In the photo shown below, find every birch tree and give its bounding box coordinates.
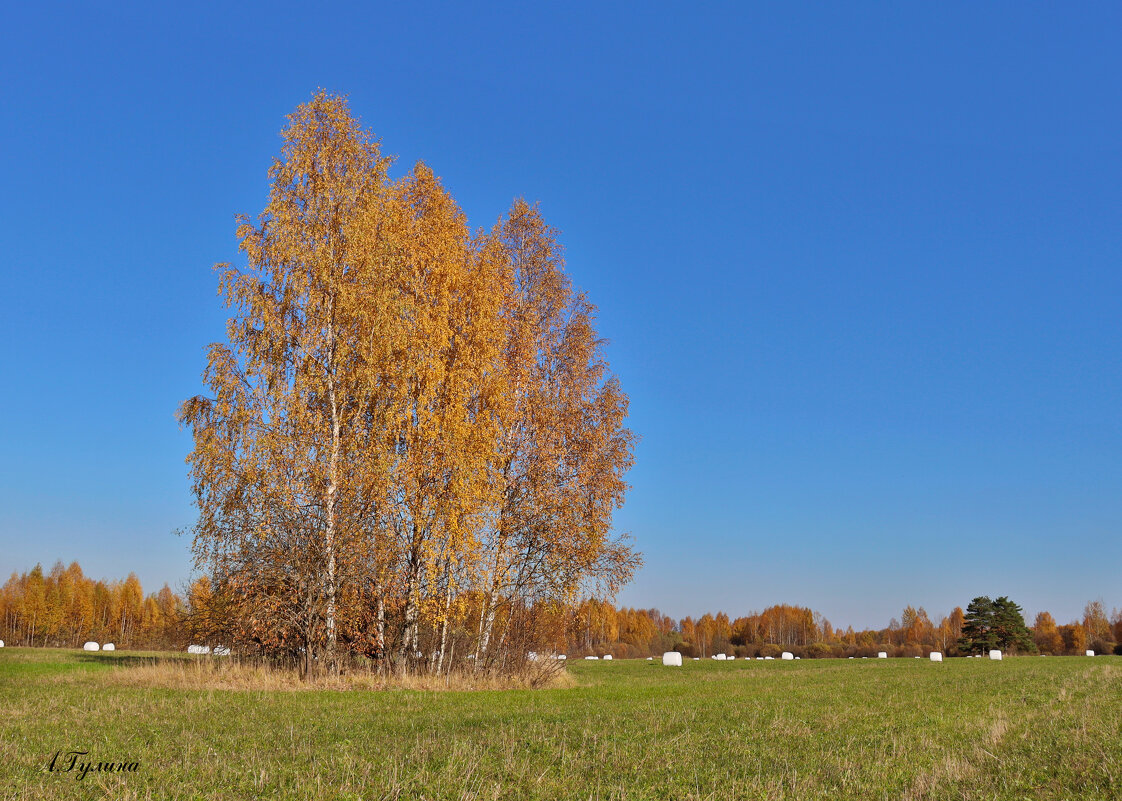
[179,92,391,675]
[475,200,640,663]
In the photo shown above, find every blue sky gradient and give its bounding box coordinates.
[2,3,1119,629]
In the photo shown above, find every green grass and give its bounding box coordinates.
[1,648,1119,800]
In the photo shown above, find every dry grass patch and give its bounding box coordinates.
[101,656,574,692]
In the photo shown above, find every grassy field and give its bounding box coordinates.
[1,648,1119,800]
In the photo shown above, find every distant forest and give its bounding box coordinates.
[2,561,1118,658]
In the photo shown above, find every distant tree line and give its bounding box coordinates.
[3,563,1118,659]
[569,596,1121,659]
[0,562,182,648]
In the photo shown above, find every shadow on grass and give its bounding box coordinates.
[76,652,192,668]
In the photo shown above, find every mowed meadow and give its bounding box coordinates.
[1,649,1118,800]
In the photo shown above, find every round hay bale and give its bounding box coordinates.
[662,651,683,667]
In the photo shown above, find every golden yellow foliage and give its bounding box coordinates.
[178,92,638,677]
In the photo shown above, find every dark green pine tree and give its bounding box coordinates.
[991,596,1037,654]
[958,595,1038,655]
[958,596,998,654]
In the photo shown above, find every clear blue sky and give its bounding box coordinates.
[2,3,1119,630]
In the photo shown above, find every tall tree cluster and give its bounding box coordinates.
[177,92,638,676]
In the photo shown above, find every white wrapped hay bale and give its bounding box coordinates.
[693,657,700,660]
[715,653,726,661]
[989,650,1002,660]
[102,643,115,651]
[1086,650,1095,657]
[603,654,612,660]
[930,652,943,662]
[764,656,774,660]
[213,645,231,656]
[781,652,794,660]
[584,655,599,660]
[82,642,99,651]
[187,645,211,655]
[647,656,653,660]
[0,640,4,648]
[662,651,683,667]
[557,654,567,660]
[877,652,887,658]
